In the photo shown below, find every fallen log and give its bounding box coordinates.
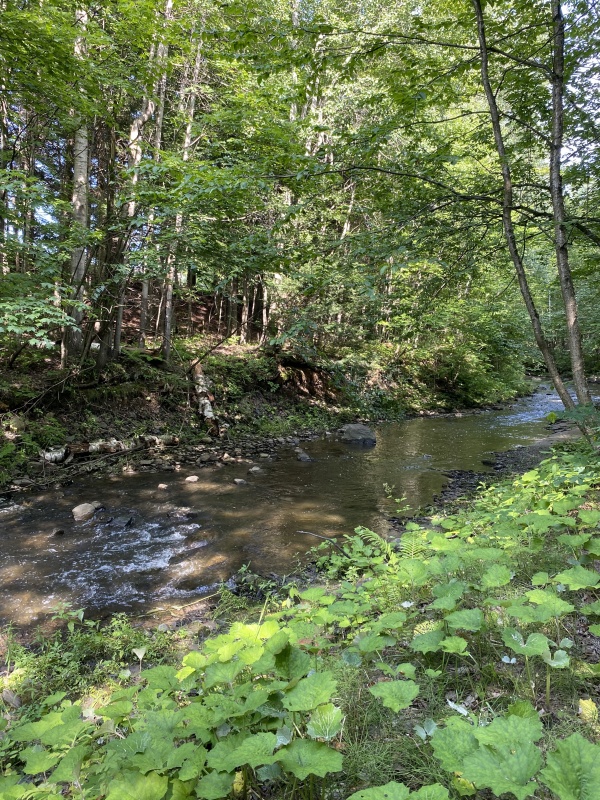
[41,434,179,464]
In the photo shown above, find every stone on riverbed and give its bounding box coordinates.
[296,450,313,462]
[339,423,376,445]
[185,475,200,483]
[72,501,102,522]
[234,478,248,485]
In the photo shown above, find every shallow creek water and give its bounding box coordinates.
[0,389,570,624]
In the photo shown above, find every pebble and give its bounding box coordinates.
[157,483,168,490]
[234,478,248,485]
[185,475,200,483]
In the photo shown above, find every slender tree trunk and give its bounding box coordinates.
[162,37,202,362]
[549,0,590,404]
[472,0,574,410]
[63,9,89,365]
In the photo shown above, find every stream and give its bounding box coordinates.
[0,387,571,624]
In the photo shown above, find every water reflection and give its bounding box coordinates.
[0,389,567,623]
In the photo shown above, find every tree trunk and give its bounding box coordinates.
[63,9,89,364]
[162,37,202,362]
[549,0,590,405]
[472,0,574,410]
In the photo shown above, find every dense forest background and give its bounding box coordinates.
[1,0,600,423]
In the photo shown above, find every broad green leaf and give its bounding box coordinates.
[542,649,570,668]
[579,509,600,525]
[51,744,89,783]
[524,589,575,617]
[346,782,411,800]
[440,636,469,654]
[282,672,337,711]
[554,566,600,590]
[21,745,61,775]
[410,630,444,653]
[540,733,600,800]
[196,771,234,800]
[431,718,478,772]
[105,770,168,800]
[203,659,245,688]
[586,539,600,556]
[445,608,484,632]
[474,712,543,748]
[372,611,407,630]
[274,645,311,680]
[359,633,396,652]
[218,732,277,772]
[502,628,550,657]
[277,739,342,779]
[97,700,134,720]
[558,533,591,548]
[412,786,451,800]
[531,572,549,586]
[307,703,343,740]
[430,581,466,610]
[480,564,512,589]
[462,742,541,800]
[581,600,600,615]
[369,680,419,712]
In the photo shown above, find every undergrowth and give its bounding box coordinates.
[3,444,600,799]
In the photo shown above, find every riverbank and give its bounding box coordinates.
[3,441,600,799]
[0,340,532,492]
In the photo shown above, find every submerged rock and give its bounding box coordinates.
[234,478,248,485]
[296,450,313,462]
[339,423,377,445]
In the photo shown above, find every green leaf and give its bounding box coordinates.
[524,589,575,617]
[554,566,600,590]
[307,704,343,740]
[542,649,570,668]
[369,680,419,712]
[196,771,234,800]
[410,630,444,653]
[445,608,484,632]
[274,644,311,680]
[218,732,277,772]
[480,564,512,589]
[346,782,411,800]
[540,733,600,800]
[579,509,600,525]
[97,700,134,720]
[531,572,549,586]
[277,739,343,779]
[51,744,89,783]
[203,659,245,688]
[461,742,541,800]
[282,671,336,711]
[21,745,61,775]
[359,633,396,652]
[105,770,168,800]
[440,636,469,654]
[431,718,478,772]
[370,611,407,632]
[582,600,600,615]
[502,628,550,657]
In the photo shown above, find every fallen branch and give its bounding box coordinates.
[41,434,179,464]
[297,530,350,558]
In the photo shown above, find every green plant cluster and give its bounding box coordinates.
[3,445,600,799]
